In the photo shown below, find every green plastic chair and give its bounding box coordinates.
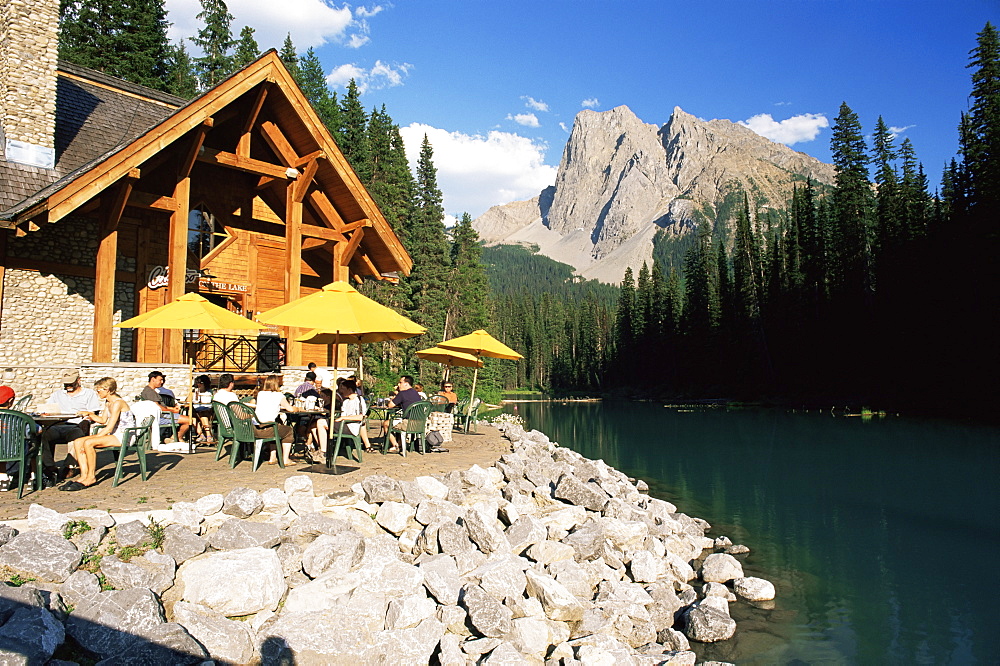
[212,401,237,461]
[226,401,284,471]
[384,401,433,455]
[327,416,365,470]
[157,393,181,443]
[456,398,481,433]
[429,395,450,412]
[0,409,42,498]
[109,415,154,487]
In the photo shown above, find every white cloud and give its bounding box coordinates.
[559,122,570,133]
[165,0,373,53]
[522,96,549,112]
[581,98,600,108]
[889,124,915,138]
[738,112,829,145]
[774,101,792,106]
[326,60,412,93]
[399,124,558,218]
[507,113,540,128]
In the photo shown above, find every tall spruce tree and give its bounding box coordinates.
[191,0,234,89]
[367,108,414,240]
[165,41,198,98]
[278,34,300,81]
[448,212,490,336]
[339,80,372,182]
[964,22,1000,217]
[614,267,636,371]
[231,25,260,70]
[59,0,172,91]
[829,102,875,300]
[406,136,451,356]
[297,48,339,131]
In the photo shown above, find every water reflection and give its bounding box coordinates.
[503,401,1000,663]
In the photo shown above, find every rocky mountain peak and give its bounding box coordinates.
[474,105,835,284]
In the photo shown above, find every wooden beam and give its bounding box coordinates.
[238,84,269,156]
[258,120,298,166]
[356,252,381,279]
[292,157,319,204]
[2,256,135,282]
[307,190,346,229]
[127,191,177,211]
[302,238,334,252]
[255,175,281,191]
[166,176,190,364]
[92,173,136,362]
[197,147,291,179]
[178,119,213,179]
[285,179,303,366]
[292,150,325,168]
[300,225,347,243]
[339,219,370,234]
[340,228,365,266]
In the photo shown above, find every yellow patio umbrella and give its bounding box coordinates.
[416,346,484,369]
[117,292,266,331]
[116,292,266,412]
[438,329,523,413]
[258,281,425,379]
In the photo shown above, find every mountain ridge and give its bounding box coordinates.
[474,105,836,283]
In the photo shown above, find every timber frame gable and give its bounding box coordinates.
[1,50,411,282]
[1,51,413,367]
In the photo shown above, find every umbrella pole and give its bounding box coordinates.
[468,366,479,433]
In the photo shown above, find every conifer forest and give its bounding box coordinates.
[57,3,1000,414]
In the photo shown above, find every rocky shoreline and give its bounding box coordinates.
[0,422,774,664]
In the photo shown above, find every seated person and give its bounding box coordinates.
[0,385,36,492]
[306,381,369,462]
[141,371,191,443]
[246,374,296,466]
[437,381,458,412]
[191,374,215,444]
[308,362,334,389]
[382,375,421,453]
[294,372,322,401]
[61,377,134,491]
[414,383,428,400]
[213,373,239,405]
[40,371,102,483]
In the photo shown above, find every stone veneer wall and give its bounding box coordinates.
[1,215,138,370]
[0,0,59,150]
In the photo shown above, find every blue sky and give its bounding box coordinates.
[165,0,999,221]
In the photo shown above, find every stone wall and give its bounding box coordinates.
[0,268,135,368]
[0,0,59,153]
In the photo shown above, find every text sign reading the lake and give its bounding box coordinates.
[147,266,248,293]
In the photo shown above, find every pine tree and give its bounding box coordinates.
[829,102,875,300]
[297,48,339,132]
[59,0,172,91]
[614,267,636,372]
[872,116,902,251]
[406,136,451,360]
[191,0,234,90]
[339,80,372,183]
[279,34,299,82]
[634,262,652,342]
[897,138,929,241]
[964,22,1000,217]
[232,25,260,70]
[449,212,491,335]
[367,107,414,241]
[165,41,199,98]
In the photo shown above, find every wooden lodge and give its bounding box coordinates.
[0,5,411,399]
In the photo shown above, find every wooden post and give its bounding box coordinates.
[331,241,349,368]
[166,176,190,364]
[284,180,303,367]
[92,173,136,362]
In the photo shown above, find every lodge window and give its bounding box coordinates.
[187,205,228,262]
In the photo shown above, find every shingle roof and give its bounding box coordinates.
[0,62,184,214]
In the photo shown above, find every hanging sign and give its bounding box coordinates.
[147,266,208,290]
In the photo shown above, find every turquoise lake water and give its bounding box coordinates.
[499,400,1000,664]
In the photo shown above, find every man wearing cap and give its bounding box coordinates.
[41,371,102,483]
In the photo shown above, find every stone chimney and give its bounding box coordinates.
[0,0,59,168]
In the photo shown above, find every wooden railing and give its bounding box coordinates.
[187,334,285,372]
